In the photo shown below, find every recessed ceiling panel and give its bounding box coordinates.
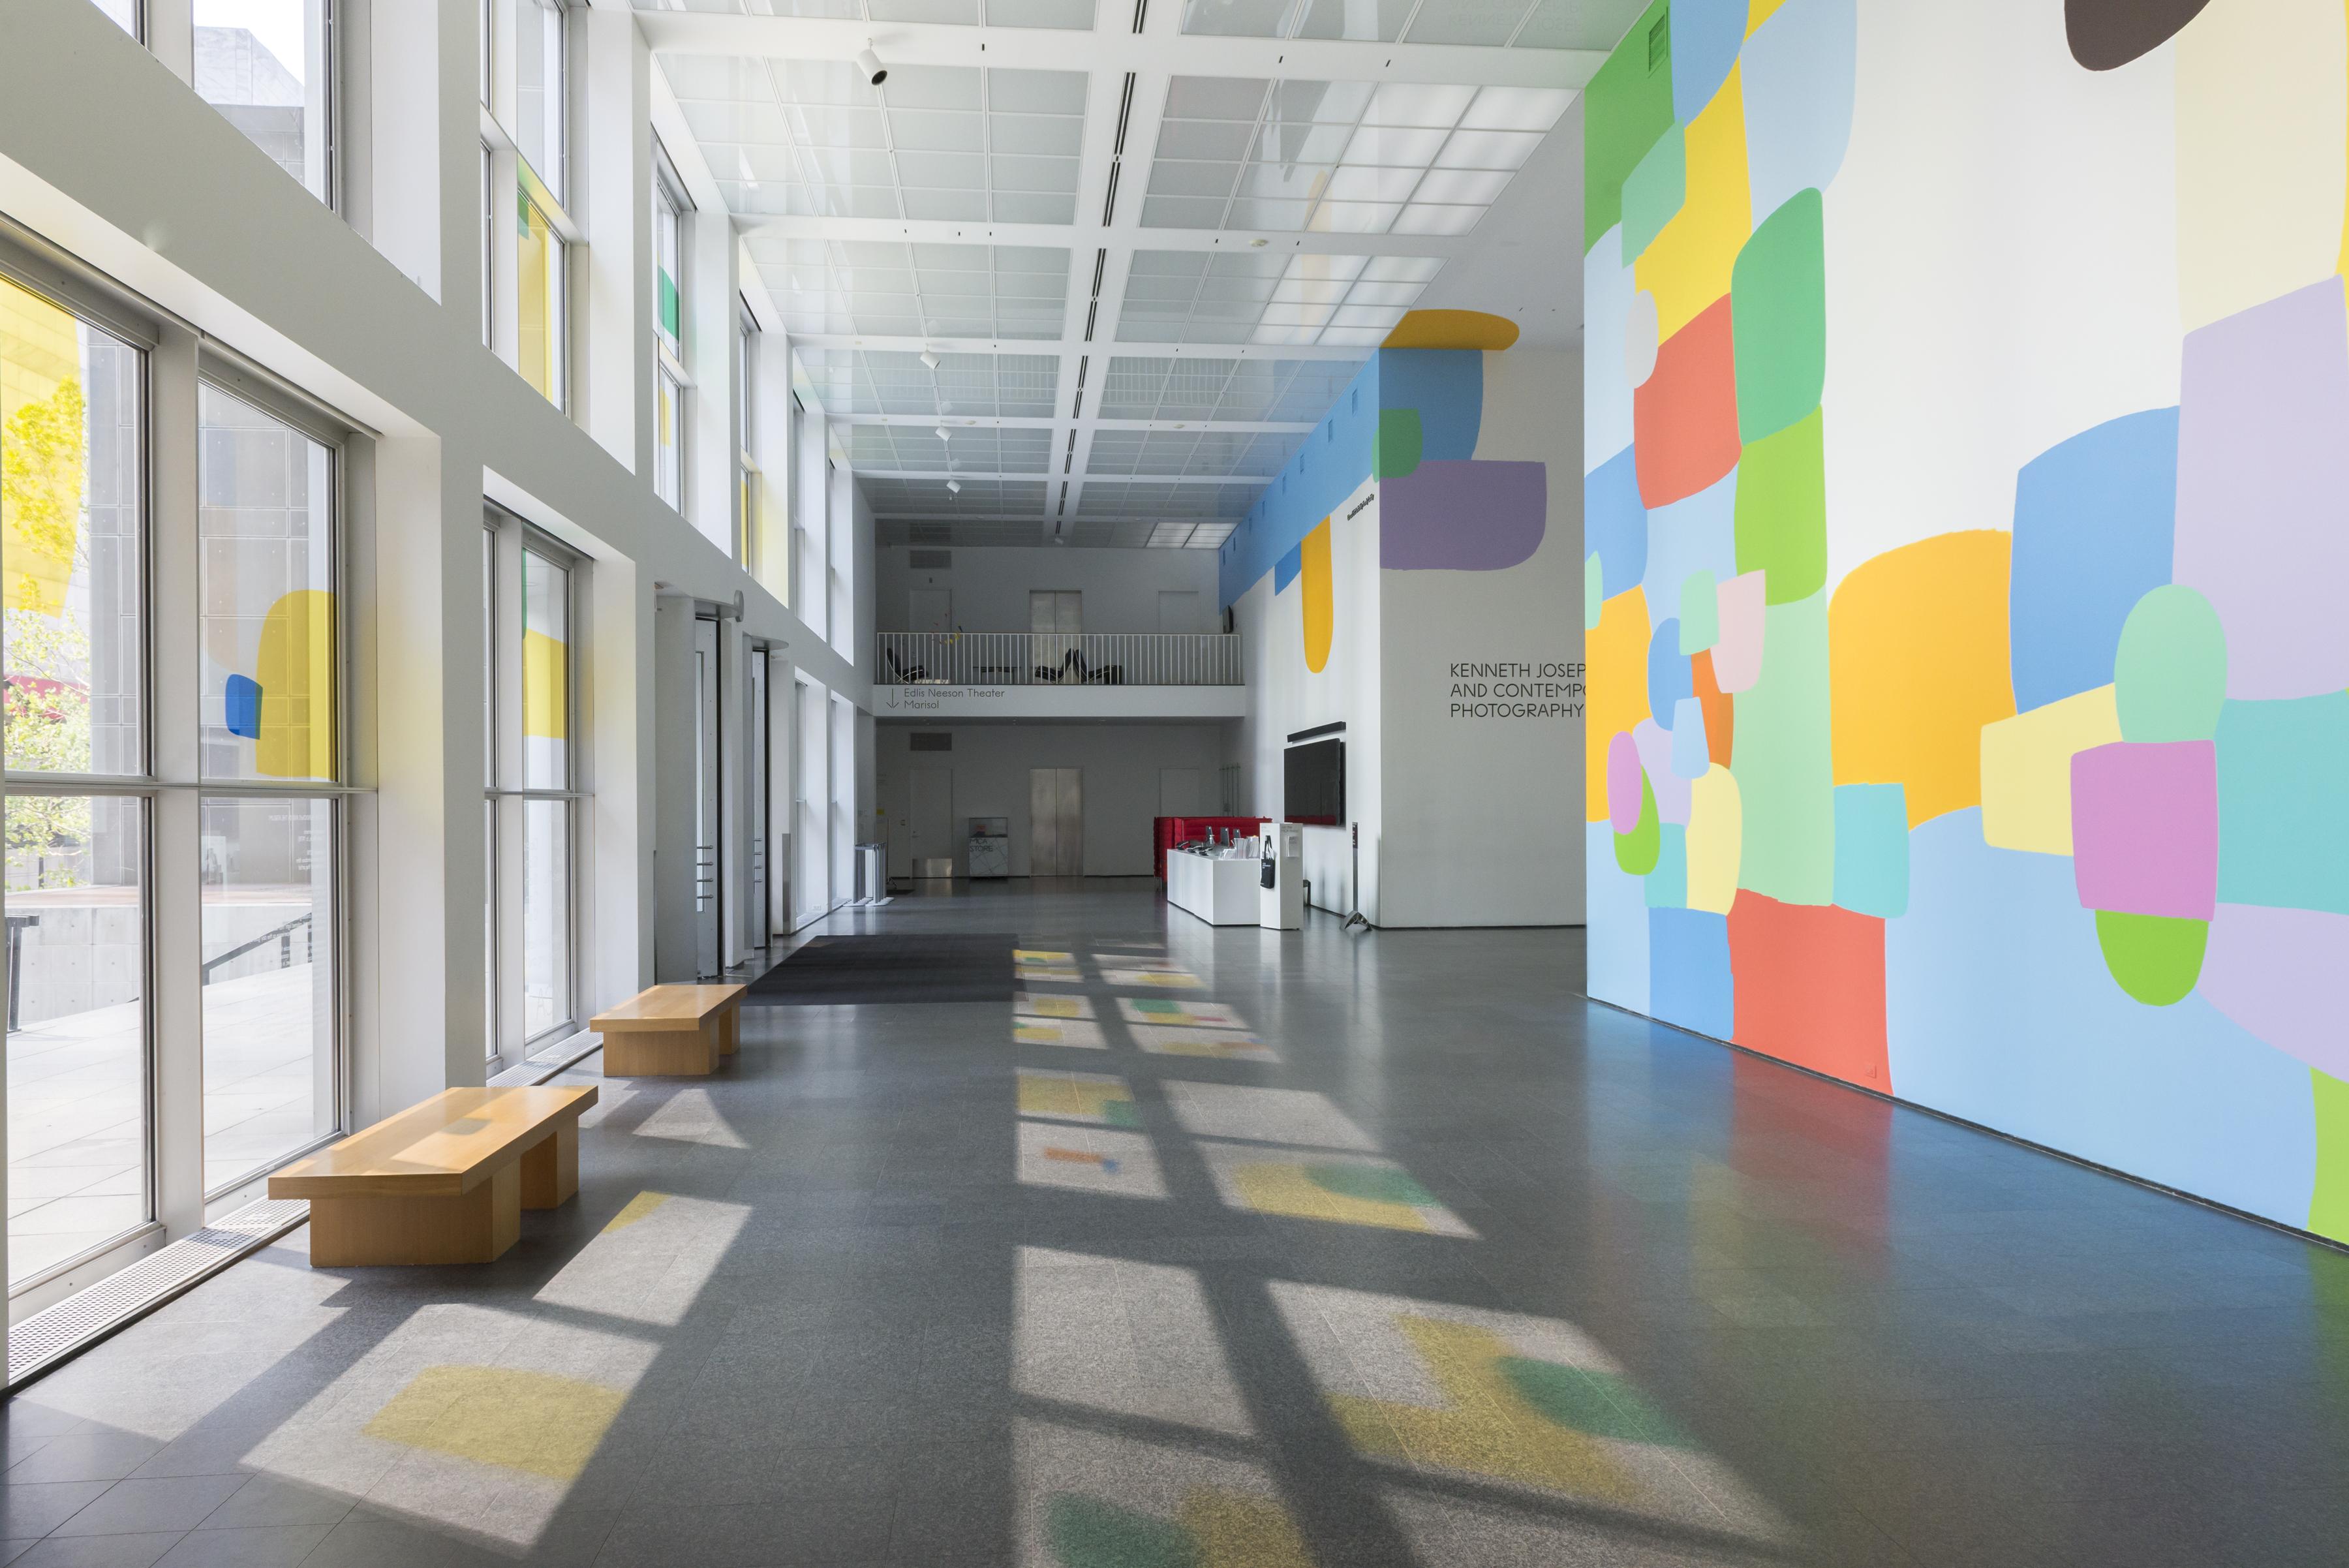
[1116,253,1442,346]
[810,348,1063,418]
[745,238,1071,339]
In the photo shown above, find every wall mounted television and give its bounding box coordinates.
[1283,737,1345,826]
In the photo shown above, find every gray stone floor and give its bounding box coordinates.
[7,879,2349,1566]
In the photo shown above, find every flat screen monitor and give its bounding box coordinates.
[1283,737,1344,826]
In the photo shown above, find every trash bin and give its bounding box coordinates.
[855,842,885,900]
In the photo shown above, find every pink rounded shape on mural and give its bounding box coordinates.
[2070,740,2218,921]
[1608,731,1645,833]
[1710,570,1769,693]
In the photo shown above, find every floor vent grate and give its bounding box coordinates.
[8,1197,309,1389]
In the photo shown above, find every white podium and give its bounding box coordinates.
[1167,848,1261,925]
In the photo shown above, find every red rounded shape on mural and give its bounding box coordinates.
[1633,295,1740,509]
[1727,891,1890,1091]
[1607,731,1646,834]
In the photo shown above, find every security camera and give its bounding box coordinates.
[856,45,887,87]
[919,348,941,371]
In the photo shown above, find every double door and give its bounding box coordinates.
[1029,767,1082,878]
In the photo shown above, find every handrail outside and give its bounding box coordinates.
[875,632,1242,688]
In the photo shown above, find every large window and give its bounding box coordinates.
[4,258,353,1296]
[194,1,334,204]
[652,144,689,510]
[195,384,340,1193]
[487,0,573,409]
[4,277,150,1285]
[484,506,583,1062]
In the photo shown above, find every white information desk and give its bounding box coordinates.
[1166,848,1262,925]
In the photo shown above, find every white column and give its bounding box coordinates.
[576,2,651,472]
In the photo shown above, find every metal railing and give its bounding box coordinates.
[876,632,1242,688]
[200,914,313,987]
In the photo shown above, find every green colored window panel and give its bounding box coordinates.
[1734,408,1827,605]
[1583,0,1675,253]
[1731,188,1826,443]
[658,271,680,342]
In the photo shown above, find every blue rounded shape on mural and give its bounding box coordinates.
[1670,0,1749,122]
[1649,908,1733,1039]
[1648,621,1693,725]
[1740,0,1859,224]
[2009,407,2180,711]
[224,673,264,741]
[1586,447,1649,598]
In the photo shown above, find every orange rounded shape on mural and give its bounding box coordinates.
[1727,891,1890,1092]
[1301,519,1334,673]
[1828,530,2018,825]
[1381,310,1522,351]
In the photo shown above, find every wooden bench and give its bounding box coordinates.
[268,1085,597,1267]
[589,983,748,1077]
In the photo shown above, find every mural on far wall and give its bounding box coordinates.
[1585,0,2349,1238]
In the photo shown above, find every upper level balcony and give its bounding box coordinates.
[874,632,1246,721]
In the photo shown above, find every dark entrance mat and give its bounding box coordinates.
[745,932,1017,1005]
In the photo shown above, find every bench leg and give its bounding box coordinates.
[602,1026,718,1077]
[718,1006,739,1058]
[305,1164,521,1266]
[519,1119,578,1209]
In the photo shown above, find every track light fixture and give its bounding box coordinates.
[856,43,887,87]
[934,425,950,441]
[919,348,941,371]
[947,479,962,494]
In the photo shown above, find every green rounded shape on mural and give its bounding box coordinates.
[2094,909,2209,1006]
[1302,1163,1434,1208]
[1496,1358,1692,1448]
[1374,408,1424,480]
[2113,585,2226,743]
[1045,1494,1199,1568]
[1615,773,1661,875]
[1585,553,1604,632]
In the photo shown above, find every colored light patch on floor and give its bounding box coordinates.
[1017,1068,1139,1126]
[1015,1248,1253,1436]
[1016,1019,1108,1049]
[363,1365,624,1482]
[1130,1026,1280,1062]
[1017,992,1095,1019]
[1018,965,1084,986]
[1101,968,1205,989]
[1116,998,1245,1028]
[536,1191,752,1326]
[1016,950,1075,964]
[1017,1121,1165,1199]
[1267,1285,1787,1541]
[1197,1142,1473,1236]
[1164,1082,1377,1150]
[1016,1421,1308,1568]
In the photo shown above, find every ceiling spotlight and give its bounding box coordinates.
[934,426,951,441]
[947,479,962,494]
[919,348,941,371]
[856,42,887,87]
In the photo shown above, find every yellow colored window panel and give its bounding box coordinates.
[256,590,337,779]
[1,279,84,617]
[517,193,561,405]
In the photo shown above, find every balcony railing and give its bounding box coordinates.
[876,632,1242,687]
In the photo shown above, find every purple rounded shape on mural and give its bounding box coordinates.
[1608,731,1645,834]
[1380,459,1546,572]
[2198,903,2349,1077]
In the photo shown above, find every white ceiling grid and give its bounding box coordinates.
[635,0,1614,546]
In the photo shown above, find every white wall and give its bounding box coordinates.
[875,545,1220,634]
[876,722,1234,879]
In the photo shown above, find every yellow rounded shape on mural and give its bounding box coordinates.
[1381,309,1521,351]
[1827,530,2016,826]
[1301,518,1335,673]
[256,589,337,779]
[1586,587,1653,822]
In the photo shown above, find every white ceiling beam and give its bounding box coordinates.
[830,414,1314,431]
[633,14,1601,89]
[779,331,1370,361]
[851,469,1271,484]
[739,212,1467,258]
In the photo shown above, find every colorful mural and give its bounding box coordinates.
[1586,0,2349,1238]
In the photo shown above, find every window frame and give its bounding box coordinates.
[652,141,692,512]
[481,503,588,1064]
[0,234,365,1307]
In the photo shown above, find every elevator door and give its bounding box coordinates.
[1028,767,1082,878]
